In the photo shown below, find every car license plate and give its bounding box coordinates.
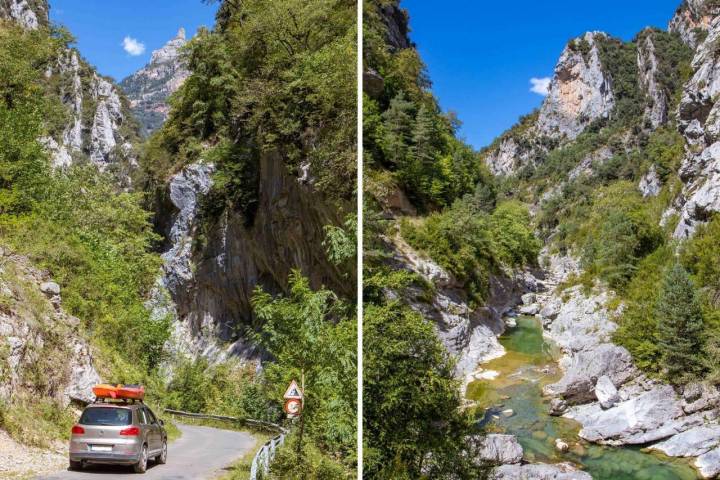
[90,445,112,452]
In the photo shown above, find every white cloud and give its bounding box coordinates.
[530,77,551,96]
[122,36,146,56]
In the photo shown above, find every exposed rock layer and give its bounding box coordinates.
[0,252,100,406]
[156,154,352,360]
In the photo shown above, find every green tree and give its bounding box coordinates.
[364,301,488,479]
[380,92,414,167]
[656,263,707,383]
[252,272,356,469]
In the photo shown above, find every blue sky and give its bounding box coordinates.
[50,0,218,81]
[403,0,683,149]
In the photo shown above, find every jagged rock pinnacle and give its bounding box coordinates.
[177,27,186,40]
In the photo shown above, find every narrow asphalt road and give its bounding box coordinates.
[39,424,256,480]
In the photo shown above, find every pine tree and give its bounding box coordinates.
[409,103,444,204]
[655,263,706,384]
[380,92,414,167]
[411,103,441,170]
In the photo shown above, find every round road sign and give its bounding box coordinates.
[284,398,302,415]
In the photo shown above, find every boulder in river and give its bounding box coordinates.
[549,398,568,416]
[521,292,536,305]
[491,462,592,480]
[595,375,620,409]
[472,434,523,465]
[555,438,570,452]
[519,303,540,315]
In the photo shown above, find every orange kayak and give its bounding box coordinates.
[93,384,145,400]
[93,384,119,399]
[117,384,144,400]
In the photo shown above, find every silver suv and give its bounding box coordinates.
[69,402,167,473]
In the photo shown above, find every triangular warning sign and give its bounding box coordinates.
[284,380,303,399]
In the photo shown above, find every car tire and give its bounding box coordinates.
[156,439,167,464]
[133,444,148,474]
[69,460,83,471]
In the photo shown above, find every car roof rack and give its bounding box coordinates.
[93,397,144,405]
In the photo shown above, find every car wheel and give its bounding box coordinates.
[156,439,167,465]
[69,460,83,471]
[133,444,148,473]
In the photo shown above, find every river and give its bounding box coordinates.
[467,315,699,480]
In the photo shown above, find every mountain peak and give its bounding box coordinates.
[119,28,190,136]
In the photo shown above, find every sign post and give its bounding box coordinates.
[283,379,303,417]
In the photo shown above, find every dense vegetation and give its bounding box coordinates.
[0,19,170,443]
[142,0,357,218]
[146,1,359,475]
[363,1,539,478]
[0,4,357,476]
[401,199,539,304]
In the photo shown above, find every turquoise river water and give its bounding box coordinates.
[467,315,699,480]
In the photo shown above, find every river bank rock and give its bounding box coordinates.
[543,343,636,404]
[595,375,620,409]
[532,251,720,477]
[649,425,720,457]
[683,382,720,414]
[567,378,718,446]
[549,398,568,416]
[491,462,592,480]
[473,434,523,465]
[543,285,617,352]
[697,448,720,478]
[519,303,540,315]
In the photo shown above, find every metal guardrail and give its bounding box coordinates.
[163,409,287,480]
[249,433,285,480]
[163,408,286,433]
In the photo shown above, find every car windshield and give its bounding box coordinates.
[80,407,132,426]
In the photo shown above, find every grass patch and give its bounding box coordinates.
[163,417,182,443]
[0,396,74,448]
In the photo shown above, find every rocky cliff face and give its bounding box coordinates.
[669,0,717,48]
[672,14,720,237]
[638,31,670,128]
[0,0,49,29]
[120,29,190,136]
[484,27,691,177]
[155,154,351,361]
[1,0,141,179]
[378,1,410,52]
[43,49,141,180]
[484,32,620,176]
[0,251,100,406]
[384,234,541,388]
[537,32,616,141]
